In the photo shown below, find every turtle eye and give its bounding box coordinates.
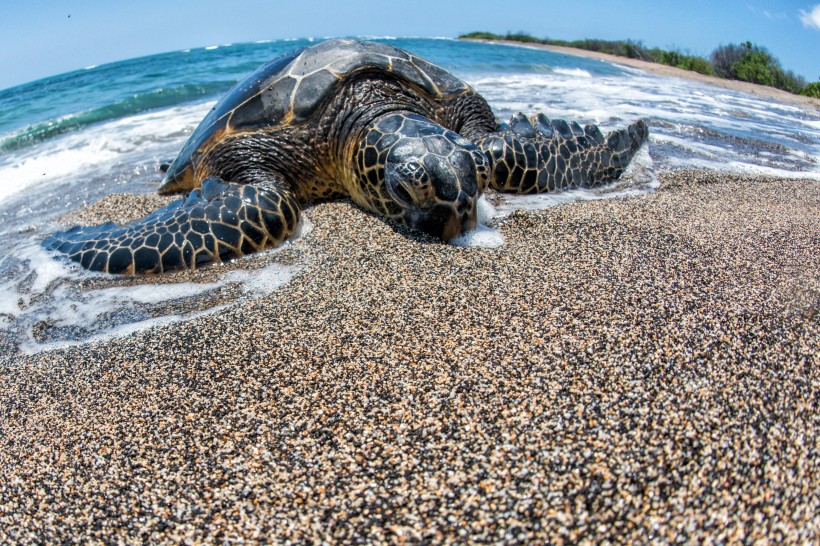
[391,182,414,207]
[385,162,418,207]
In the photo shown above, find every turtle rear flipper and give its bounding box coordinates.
[478,114,648,193]
[43,176,300,274]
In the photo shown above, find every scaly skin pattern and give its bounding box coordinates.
[44,40,648,275]
[45,178,299,274]
[350,112,490,240]
[478,114,649,193]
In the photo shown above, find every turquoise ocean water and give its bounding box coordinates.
[0,37,818,353]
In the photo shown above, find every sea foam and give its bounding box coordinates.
[450,197,504,248]
[0,101,213,203]
[2,219,312,355]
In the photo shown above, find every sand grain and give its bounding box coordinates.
[1,171,818,543]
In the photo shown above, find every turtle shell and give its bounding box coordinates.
[162,39,470,190]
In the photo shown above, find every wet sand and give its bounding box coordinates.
[1,170,818,543]
[470,39,820,112]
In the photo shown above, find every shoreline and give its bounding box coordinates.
[1,170,818,542]
[468,38,820,111]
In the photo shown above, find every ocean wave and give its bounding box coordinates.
[0,82,231,153]
[0,101,213,204]
[553,67,593,78]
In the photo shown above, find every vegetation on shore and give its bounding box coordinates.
[460,32,819,98]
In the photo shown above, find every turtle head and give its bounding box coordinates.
[366,113,489,241]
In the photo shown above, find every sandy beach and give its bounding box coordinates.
[1,169,817,542]
[472,39,820,112]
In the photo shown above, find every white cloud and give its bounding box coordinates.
[800,4,820,29]
[763,10,789,21]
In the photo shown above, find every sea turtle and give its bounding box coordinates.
[44,39,648,274]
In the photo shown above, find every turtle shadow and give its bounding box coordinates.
[382,218,446,246]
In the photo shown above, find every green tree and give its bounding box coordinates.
[732,47,777,86]
[710,41,805,92]
[800,82,820,98]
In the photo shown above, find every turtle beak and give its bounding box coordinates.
[441,210,476,242]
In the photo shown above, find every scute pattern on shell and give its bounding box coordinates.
[264,39,468,126]
[165,40,471,185]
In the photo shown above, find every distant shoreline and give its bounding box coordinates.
[465,39,820,112]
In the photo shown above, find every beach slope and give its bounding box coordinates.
[1,171,818,543]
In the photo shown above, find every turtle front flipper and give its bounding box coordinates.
[477,114,648,194]
[43,176,300,274]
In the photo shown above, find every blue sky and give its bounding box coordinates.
[1,0,818,90]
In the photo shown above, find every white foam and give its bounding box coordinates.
[14,261,301,355]
[228,262,300,295]
[664,156,820,181]
[448,196,504,248]
[475,195,496,225]
[18,242,77,295]
[450,223,504,248]
[4,216,311,355]
[15,253,299,354]
[0,140,118,203]
[620,142,659,187]
[651,133,725,157]
[495,189,590,216]
[18,304,232,355]
[553,67,593,78]
[0,102,214,205]
[292,215,314,240]
[0,242,77,316]
[0,285,21,316]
